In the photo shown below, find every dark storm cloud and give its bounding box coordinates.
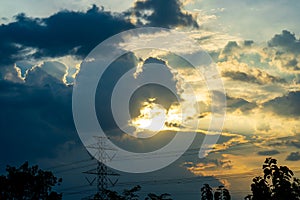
[24,62,67,85]
[129,0,198,28]
[0,0,199,161]
[267,30,300,72]
[0,5,135,66]
[268,30,300,53]
[95,54,178,136]
[286,152,300,161]
[290,140,300,149]
[257,150,280,156]
[222,71,258,84]
[226,95,256,112]
[144,57,166,65]
[265,137,300,149]
[222,41,239,54]
[95,52,138,133]
[0,66,78,163]
[222,70,286,85]
[0,39,27,66]
[285,58,300,71]
[287,58,298,67]
[0,1,198,67]
[244,40,254,47]
[263,91,300,116]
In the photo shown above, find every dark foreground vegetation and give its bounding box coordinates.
[0,162,62,199]
[200,157,300,200]
[0,158,299,200]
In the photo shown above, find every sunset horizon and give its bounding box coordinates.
[0,1,300,199]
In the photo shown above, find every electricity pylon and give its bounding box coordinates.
[83,136,119,200]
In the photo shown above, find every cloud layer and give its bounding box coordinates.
[0,6,134,66]
[0,1,199,67]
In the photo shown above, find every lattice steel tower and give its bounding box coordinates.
[83,136,119,200]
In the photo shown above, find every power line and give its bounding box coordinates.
[49,146,243,173]
[82,136,120,200]
[45,158,94,171]
[47,139,257,171]
[44,137,300,199]
[60,168,300,196]
[47,137,282,175]
[60,173,255,195]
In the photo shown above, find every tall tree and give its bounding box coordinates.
[247,157,300,200]
[201,184,213,200]
[0,161,62,199]
[214,185,231,200]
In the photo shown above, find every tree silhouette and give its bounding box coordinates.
[214,185,231,200]
[249,176,271,200]
[0,161,62,199]
[247,157,300,200]
[200,184,230,200]
[201,184,213,200]
[95,185,141,200]
[97,185,172,200]
[122,185,142,200]
[145,193,172,200]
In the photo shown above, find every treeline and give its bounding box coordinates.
[0,158,300,200]
[200,157,300,200]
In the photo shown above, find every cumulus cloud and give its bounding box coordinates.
[290,140,300,148]
[219,40,254,58]
[211,132,248,152]
[222,69,286,85]
[129,0,198,28]
[286,152,300,161]
[262,136,300,150]
[257,150,280,156]
[215,31,300,76]
[210,32,300,110]
[226,95,256,112]
[0,60,81,164]
[263,91,300,116]
[184,156,233,176]
[0,69,77,163]
[286,59,299,70]
[268,30,300,53]
[0,64,24,83]
[244,40,254,47]
[0,1,200,68]
[0,5,134,67]
[222,41,239,54]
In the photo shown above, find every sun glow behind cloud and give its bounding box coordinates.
[129,98,183,137]
[1,1,300,200]
[131,98,167,133]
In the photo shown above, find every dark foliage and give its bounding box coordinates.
[91,185,172,200]
[145,192,172,200]
[200,184,230,200]
[214,185,231,200]
[246,157,300,200]
[0,161,62,199]
[201,184,213,200]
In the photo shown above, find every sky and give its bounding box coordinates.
[0,0,300,199]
